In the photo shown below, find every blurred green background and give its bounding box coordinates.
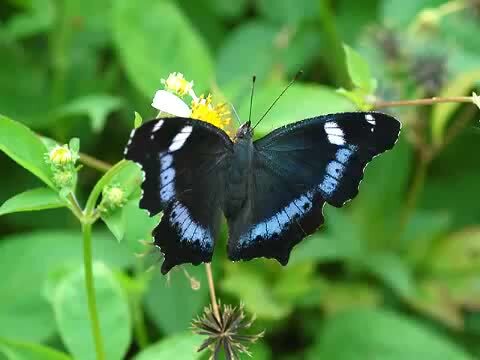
[1,0,480,359]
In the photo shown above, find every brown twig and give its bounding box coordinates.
[79,153,112,173]
[374,96,473,109]
[205,263,221,323]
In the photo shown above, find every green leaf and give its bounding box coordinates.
[121,199,160,253]
[431,70,480,145]
[206,0,248,19]
[343,44,376,93]
[290,207,364,265]
[0,187,66,216]
[216,22,279,91]
[0,115,53,188]
[216,22,321,97]
[401,210,451,266]
[0,338,72,360]
[113,0,214,97]
[102,197,160,248]
[134,112,143,129]
[255,0,318,25]
[381,0,446,28]
[309,309,473,360]
[52,263,131,360]
[2,0,55,40]
[133,333,203,360]
[221,263,291,320]
[144,267,208,334]
[321,282,381,315]
[350,135,412,246]
[361,252,415,298]
[0,230,133,342]
[55,94,124,133]
[0,44,54,129]
[239,82,354,137]
[429,227,480,274]
[99,161,156,243]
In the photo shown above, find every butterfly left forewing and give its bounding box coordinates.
[125,117,233,273]
[226,112,401,264]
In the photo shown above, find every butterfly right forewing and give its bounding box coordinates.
[226,112,401,264]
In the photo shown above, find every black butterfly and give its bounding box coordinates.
[124,109,401,274]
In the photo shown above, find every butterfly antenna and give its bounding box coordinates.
[248,75,256,125]
[252,70,303,130]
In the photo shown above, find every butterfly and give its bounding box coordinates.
[124,107,401,274]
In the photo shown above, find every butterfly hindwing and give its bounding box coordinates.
[124,117,233,273]
[226,112,401,264]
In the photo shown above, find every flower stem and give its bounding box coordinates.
[374,96,474,109]
[82,222,106,360]
[79,153,112,173]
[205,263,221,323]
[66,193,84,221]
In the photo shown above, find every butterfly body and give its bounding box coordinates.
[125,112,401,274]
[224,123,255,218]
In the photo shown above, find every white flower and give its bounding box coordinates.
[472,92,480,110]
[152,90,192,117]
[161,72,194,97]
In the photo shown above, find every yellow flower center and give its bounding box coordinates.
[161,72,193,97]
[191,94,232,136]
[49,145,72,165]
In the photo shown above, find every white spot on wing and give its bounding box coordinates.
[327,135,346,145]
[365,114,376,125]
[124,129,136,155]
[153,120,164,133]
[168,125,193,152]
[324,121,345,145]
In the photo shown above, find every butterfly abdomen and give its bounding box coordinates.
[224,136,254,217]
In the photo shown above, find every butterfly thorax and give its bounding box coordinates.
[224,131,254,218]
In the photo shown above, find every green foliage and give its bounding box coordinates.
[239,82,353,136]
[0,188,66,216]
[133,333,203,360]
[0,338,72,360]
[0,115,54,188]
[0,0,479,358]
[309,309,473,359]
[113,0,214,97]
[144,268,208,334]
[51,263,131,360]
[0,230,132,342]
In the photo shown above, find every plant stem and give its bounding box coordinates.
[85,160,128,215]
[374,96,474,109]
[132,295,150,349]
[67,193,84,221]
[80,153,112,173]
[205,263,221,323]
[82,222,106,360]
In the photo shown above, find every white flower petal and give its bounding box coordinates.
[151,90,192,117]
[472,92,480,110]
